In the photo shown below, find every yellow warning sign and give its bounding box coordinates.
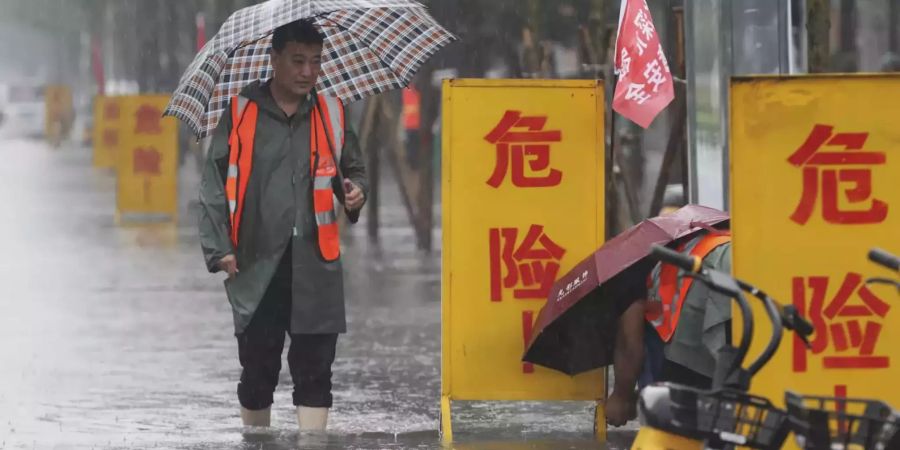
[441,79,606,440]
[93,96,123,169]
[44,85,73,145]
[116,95,178,222]
[731,75,900,427]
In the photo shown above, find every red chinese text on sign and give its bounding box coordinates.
[489,225,567,302]
[103,129,119,147]
[792,272,891,372]
[133,147,162,176]
[484,110,563,188]
[612,0,674,128]
[104,102,120,121]
[135,105,163,135]
[788,124,888,225]
[488,225,567,375]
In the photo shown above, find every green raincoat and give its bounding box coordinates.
[199,80,368,335]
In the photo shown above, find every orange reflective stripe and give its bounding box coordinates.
[664,233,732,340]
[649,232,732,342]
[226,96,258,247]
[310,96,336,176]
[310,94,342,262]
[317,223,340,261]
[225,100,240,245]
[402,86,421,129]
[313,188,335,213]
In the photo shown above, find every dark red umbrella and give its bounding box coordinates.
[522,204,730,375]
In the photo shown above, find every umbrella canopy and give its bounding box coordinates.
[164,0,456,138]
[522,205,730,375]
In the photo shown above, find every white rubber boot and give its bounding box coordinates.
[241,407,271,427]
[296,406,328,431]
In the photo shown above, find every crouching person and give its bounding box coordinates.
[606,230,732,426]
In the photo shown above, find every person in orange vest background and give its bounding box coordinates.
[402,83,421,167]
[198,19,367,431]
[606,226,733,427]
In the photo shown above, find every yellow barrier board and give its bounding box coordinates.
[116,95,178,223]
[93,96,123,169]
[441,79,606,440]
[731,75,900,420]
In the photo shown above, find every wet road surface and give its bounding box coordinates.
[0,139,636,449]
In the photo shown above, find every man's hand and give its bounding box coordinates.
[343,179,365,211]
[607,299,645,427]
[219,254,239,279]
[605,389,638,427]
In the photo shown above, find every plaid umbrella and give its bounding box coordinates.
[164,0,456,138]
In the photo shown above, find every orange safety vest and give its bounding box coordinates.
[225,94,346,262]
[645,231,732,342]
[402,86,421,130]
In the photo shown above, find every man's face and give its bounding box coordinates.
[271,41,323,97]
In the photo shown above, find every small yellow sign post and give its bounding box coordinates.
[44,85,73,146]
[731,75,900,445]
[441,79,606,442]
[116,95,178,223]
[93,96,123,169]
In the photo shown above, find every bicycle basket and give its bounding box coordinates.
[785,391,900,450]
[638,383,707,442]
[695,389,790,450]
[638,383,789,449]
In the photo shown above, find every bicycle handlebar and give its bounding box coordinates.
[649,244,814,390]
[869,248,899,272]
[733,280,814,339]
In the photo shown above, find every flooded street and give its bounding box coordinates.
[2,0,896,448]
[0,139,635,449]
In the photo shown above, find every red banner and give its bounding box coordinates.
[612,0,674,128]
[196,13,207,52]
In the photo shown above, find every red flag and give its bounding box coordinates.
[196,13,207,52]
[612,0,674,128]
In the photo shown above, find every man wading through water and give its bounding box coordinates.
[199,19,367,430]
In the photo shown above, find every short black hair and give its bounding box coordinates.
[272,19,325,52]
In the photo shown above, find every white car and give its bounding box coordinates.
[0,83,45,138]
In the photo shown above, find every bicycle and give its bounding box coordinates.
[631,243,815,450]
[631,246,900,449]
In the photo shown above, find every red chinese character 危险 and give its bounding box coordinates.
[788,124,888,225]
[484,111,563,188]
[104,102,120,120]
[103,129,119,147]
[792,272,891,372]
[133,147,162,176]
[135,105,163,135]
[489,225,566,302]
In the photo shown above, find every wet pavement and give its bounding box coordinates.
[0,139,636,449]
